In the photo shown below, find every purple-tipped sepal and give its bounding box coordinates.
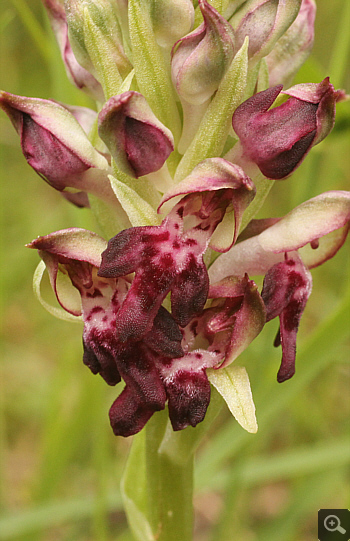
[171,0,235,104]
[98,91,174,178]
[232,78,344,179]
[230,0,302,61]
[262,254,312,382]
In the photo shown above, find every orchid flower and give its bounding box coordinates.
[210,191,350,382]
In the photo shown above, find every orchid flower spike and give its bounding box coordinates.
[2,0,348,440]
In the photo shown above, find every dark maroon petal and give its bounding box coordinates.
[171,255,209,327]
[98,228,146,278]
[109,342,167,436]
[165,369,211,431]
[21,113,90,189]
[109,387,160,437]
[262,256,312,382]
[144,306,184,358]
[83,338,121,386]
[257,129,316,179]
[125,117,174,177]
[115,265,176,342]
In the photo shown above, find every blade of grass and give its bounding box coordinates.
[328,1,350,88]
[257,470,344,541]
[9,0,52,64]
[0,492,122,540]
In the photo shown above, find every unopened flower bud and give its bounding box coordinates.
[171,0,235,104]
[65,0,131,80]
[0,91,108,190]
[98,91,174,178]
[150,0,195,48]
[43,0,104,101]
[230,0,302,62]
[232,78,344,179]
[266,0,316,87]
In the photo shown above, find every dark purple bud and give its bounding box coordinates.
[261,255,312,382]
[98,92,174,178]
[232,78,343,179]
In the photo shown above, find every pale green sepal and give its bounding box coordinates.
[256,58,270,92]
[175,37,249,181]
[128,0,181,142]
[109,175,161,227]
[209,210,235,251]
[33,261,83,323]
[83,8,123,99]
[88,194,131,239]
[119,69,135,93]
[121,431,155,541]
[207,365,258,433]
[112,162,161,210]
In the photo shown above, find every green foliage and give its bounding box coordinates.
[0,0,349,540]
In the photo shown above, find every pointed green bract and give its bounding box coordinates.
[83,8,123,99]
[109,175,161,227]
[128,0,181,142]
[174,37,249,181]
[207,365,258,433]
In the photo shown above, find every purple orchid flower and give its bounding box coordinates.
[210,190,350,381]
[27,227,265,436]
[232,78,346,179]
[97,158,255,340]
[27,229,185,436]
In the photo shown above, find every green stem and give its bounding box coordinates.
[121,391,223,541]
[145,411,194,541]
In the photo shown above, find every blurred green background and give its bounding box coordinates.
[0,1,349,540]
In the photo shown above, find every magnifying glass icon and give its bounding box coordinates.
[324,515,346,534]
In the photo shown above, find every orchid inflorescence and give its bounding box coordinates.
[1,0,349,437]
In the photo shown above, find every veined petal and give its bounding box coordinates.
[209,275,266,368]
